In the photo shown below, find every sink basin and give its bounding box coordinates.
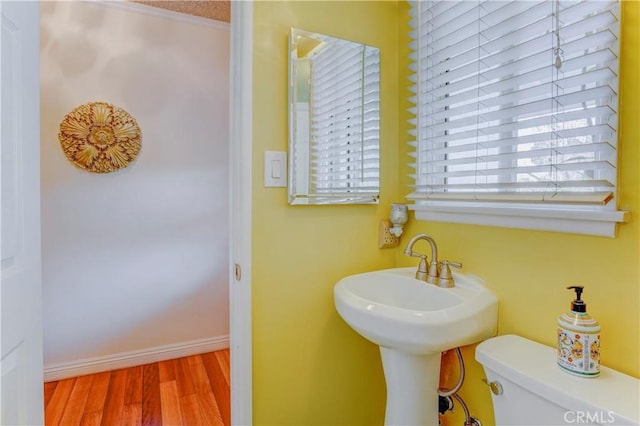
[334,267,498,354]
[334,267,498,425]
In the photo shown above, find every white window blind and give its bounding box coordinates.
[309,37,380,203]
[407,0,627,236]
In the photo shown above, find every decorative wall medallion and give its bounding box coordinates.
[58,102,142,173]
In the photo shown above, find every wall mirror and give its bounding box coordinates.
[288,28,380,205]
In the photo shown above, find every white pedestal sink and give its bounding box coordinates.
[334,267,498,426]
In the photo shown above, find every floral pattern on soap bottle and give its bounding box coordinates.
[557,329,572,358]
[590,338,600,362]
[571,336,584,359]
[557,329,600,376]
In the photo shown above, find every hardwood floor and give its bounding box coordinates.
[44,349,230,426]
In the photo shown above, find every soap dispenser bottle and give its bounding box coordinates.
[557,286,600,377]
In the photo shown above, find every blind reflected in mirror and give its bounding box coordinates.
[288,28,380,205]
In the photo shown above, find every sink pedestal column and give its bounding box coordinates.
[380,347,441,426]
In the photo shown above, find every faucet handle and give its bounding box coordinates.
[404,248,426,259]
[437,261,462,288]
[440,261,462,277]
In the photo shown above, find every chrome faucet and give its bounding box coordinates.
[404,234,462,288]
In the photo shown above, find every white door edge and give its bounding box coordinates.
[1,1,44,424]
[229,2,253,425]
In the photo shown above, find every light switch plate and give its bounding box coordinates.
[264,151,287,187]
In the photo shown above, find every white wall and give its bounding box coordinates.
[40,1,229,372]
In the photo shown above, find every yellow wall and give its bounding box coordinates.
[252,2,399,424]
[253,1,639,425]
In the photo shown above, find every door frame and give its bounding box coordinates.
[229,1,253,424]
[26,1,254,422]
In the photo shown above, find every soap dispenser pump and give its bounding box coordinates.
[557,286,600,377]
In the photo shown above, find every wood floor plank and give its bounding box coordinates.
[44,381,58,409]
[79,412,102,426]
[175,357,195,397]
[79,371,111,426]
[189,355,224,425]
[141,363,161,426]
[187,355,212,395]
[160,381,183,426]
[100,368,127,426]
[59,375,93,426]
[158,358,176,383]
[124,365,143,405]
[197,390,224,426]
[82,372,111,413]
[214,350,230,387]
[180,393,204,425]
[45,378,76,426]
[122,403,142,426]
[202,352,230,426]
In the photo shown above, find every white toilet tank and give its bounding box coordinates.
[476,335,639,425]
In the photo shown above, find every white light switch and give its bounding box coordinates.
[264,151,287,187]
[271,159,281,179]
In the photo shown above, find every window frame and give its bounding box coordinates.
[407,0,628,237]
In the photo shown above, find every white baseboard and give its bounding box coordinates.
[43,335,229,382]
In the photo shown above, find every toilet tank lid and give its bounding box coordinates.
[476,335,640,425]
